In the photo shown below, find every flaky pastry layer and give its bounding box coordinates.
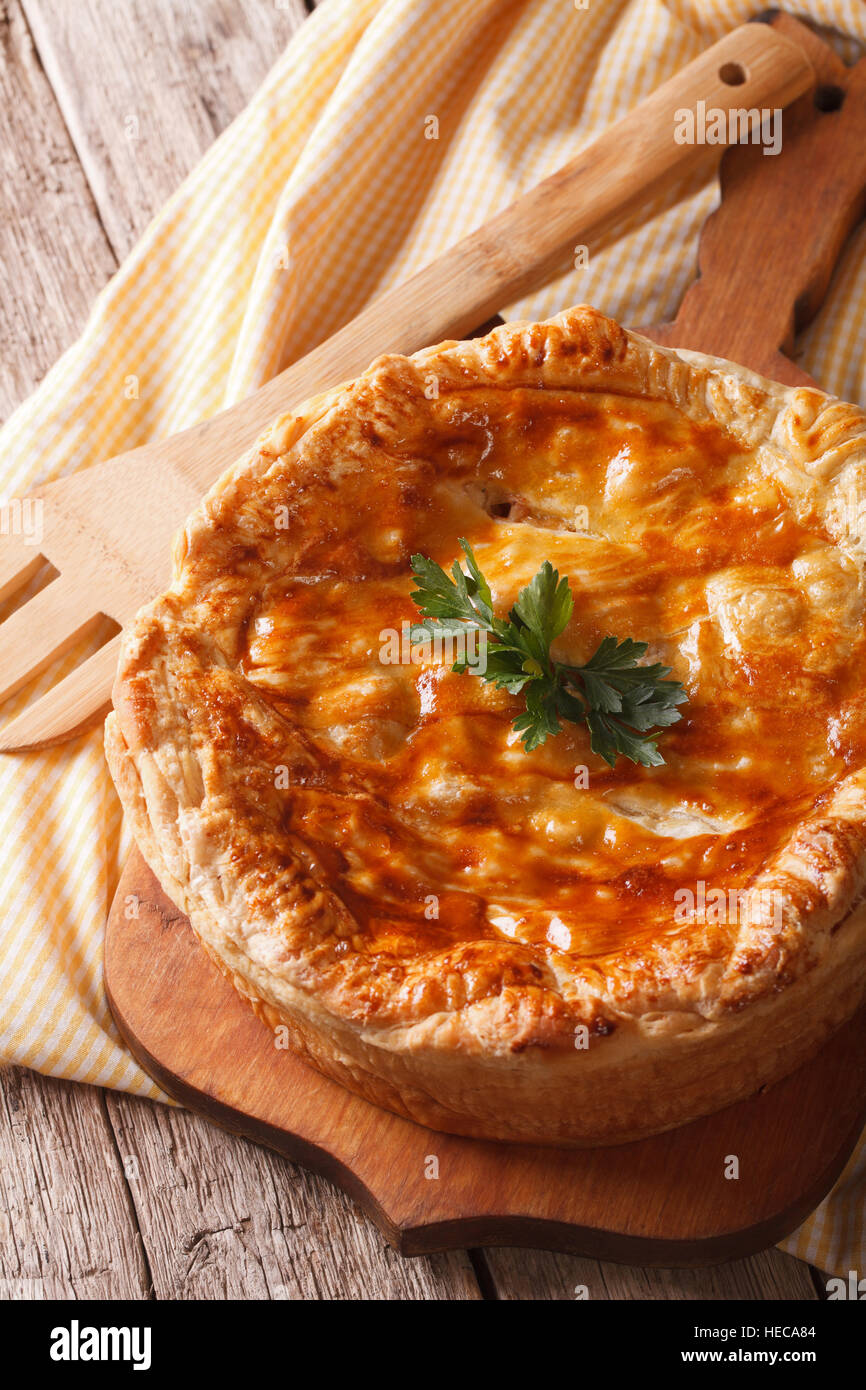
[106,307,866,1143]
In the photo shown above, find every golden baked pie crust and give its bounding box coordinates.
[105,307,866,1144]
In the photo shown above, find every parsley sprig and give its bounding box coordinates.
[409,539,687,766]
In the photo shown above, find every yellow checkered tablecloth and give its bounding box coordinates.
[2,0,865,1278]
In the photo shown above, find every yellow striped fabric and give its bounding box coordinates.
[1,0,865,1278]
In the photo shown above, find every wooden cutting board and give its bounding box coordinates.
[106,852,866,1264]
[105,15,866,1263]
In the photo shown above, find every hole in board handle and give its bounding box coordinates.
[814,84,845,112]
[719,61,748,86]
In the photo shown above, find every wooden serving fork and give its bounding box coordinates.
[0,22,813,750]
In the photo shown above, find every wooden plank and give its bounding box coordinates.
[20,0,309,255]
[0,0,835,1300]
[0,1,144,1301]
[480,1246,818,1301]
[105,1091,481,1300]
[0,0,116,414]
[810,1268,840,1299]
[0,0,477,1301]
[0,1067,150,1298]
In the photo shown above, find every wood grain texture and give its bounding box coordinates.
[0,20,817,751]
[104,1090,480,1300]
[0,0,840,1299]
[0,1067,149,1299]
[0,0,116,415]
[105,851,866,1268]
[20,0,308,256]
[481,1246,818,1301]
[0,0,146,1304]
[645,13,866,384]
[0,0,480,1304]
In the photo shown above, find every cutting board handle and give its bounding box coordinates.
[648,13,866,384]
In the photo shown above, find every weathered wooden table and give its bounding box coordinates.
[0,0,832,1300]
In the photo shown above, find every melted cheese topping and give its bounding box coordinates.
[238,388,866,961]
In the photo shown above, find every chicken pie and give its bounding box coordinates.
[105,307,866,1145]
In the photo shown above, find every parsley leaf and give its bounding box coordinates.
[511,560,573,653]
[513,681,562,751]
[409,542,687,766]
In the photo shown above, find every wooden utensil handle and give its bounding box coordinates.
[169,21,811,496]
[12,22,814,753]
